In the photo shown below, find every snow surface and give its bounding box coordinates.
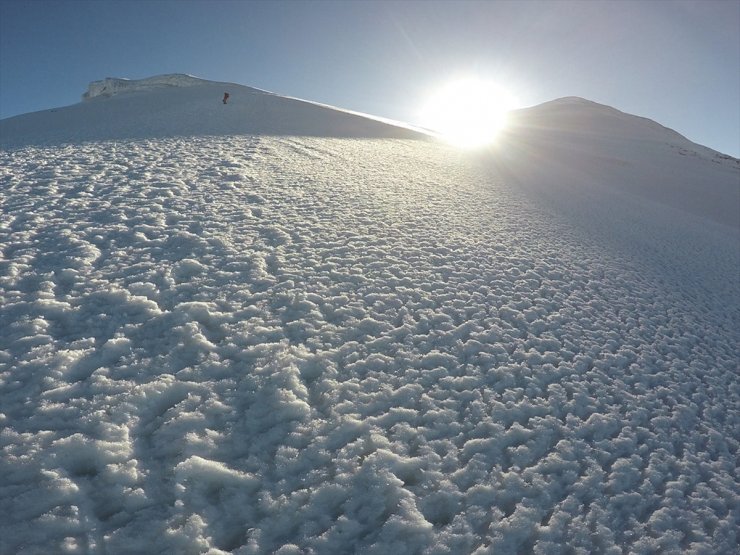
[0,74,424,146]
[1,76,739,554]
[495,97,740,230]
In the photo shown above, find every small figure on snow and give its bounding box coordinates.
[223,92,230,104]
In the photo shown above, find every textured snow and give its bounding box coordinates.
[1,77,739,554]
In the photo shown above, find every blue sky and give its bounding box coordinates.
[1,0,738,156]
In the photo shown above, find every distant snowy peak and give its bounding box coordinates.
[510,96,693,146]
[509,96,739,165]
[538,96,606,107]
[83,74,209,100]
[498,97,739,229]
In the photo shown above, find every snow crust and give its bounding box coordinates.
[1,76,739,554]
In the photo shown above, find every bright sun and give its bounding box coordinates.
[420,78,519,148]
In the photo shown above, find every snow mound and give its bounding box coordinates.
[82,74,207,100]
[509,96,697,144]
[0,74,426,146]
[495,97,740,229]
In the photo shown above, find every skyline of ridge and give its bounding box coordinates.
[1,0,738,157]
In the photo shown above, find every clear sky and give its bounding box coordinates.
[1,0,738,156]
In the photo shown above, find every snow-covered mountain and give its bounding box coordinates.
[495,96,740,229]
[1,75,738,554]
[0,74,425,145]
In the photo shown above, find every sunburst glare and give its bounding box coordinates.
[420,78,520,148]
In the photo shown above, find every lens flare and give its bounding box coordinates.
[420,78,519,148]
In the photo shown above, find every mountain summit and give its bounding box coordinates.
[498,96,739,229]
[0,73,425,145]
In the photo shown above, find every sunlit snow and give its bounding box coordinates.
[1,75,738,554]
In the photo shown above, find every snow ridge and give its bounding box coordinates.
[1,74,426,145]
[498,97,740,229]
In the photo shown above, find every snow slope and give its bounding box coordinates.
[1,77,739,554]
[0,74,425,146]
[494,97,740,230]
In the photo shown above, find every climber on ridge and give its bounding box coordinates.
[223,92,230,104]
